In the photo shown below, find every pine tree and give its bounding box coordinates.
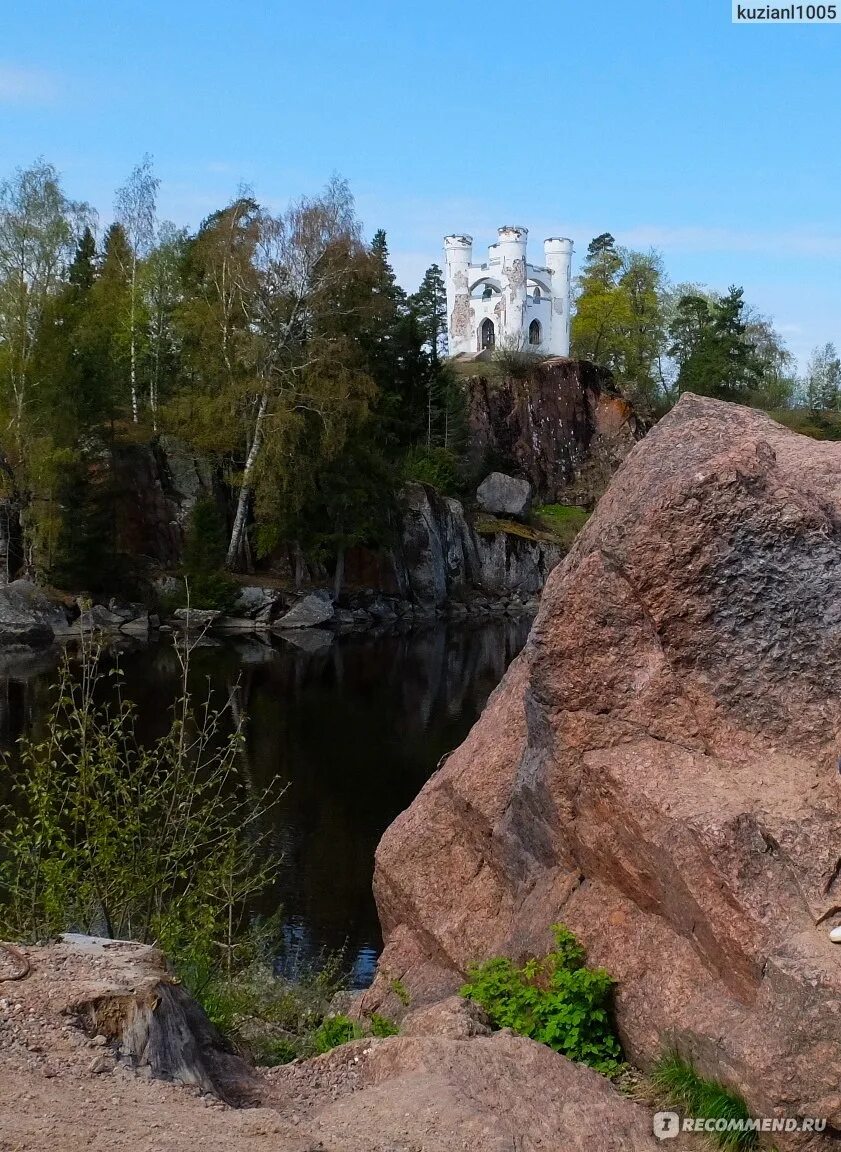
[675,287,764,401]
[411,263,448,362]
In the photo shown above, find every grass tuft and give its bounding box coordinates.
[650,1052,758,1151]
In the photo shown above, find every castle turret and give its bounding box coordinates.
[543,237,574,356]
[496,226,528,346]
[442,226,572,358]
[443,234,473,357]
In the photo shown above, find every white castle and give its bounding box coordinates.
[443,227,573,359]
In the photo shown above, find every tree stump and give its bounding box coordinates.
[60,935,259,1105]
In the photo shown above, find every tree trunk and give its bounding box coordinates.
[225,393,268,569]
[333,545,345,600]
[130,259,139,423]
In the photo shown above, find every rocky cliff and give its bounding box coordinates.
[465,358,646,506]
[113,435,214,567]
[365,395,841,1145]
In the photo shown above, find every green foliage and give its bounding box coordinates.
[0,638,278,978]
[670,287,764,402]
[770,406,841,440]
[532,504,591,547]
[178,497,239,611]
[401,445,463,494]
[571,234,666,408]
[193,935,398,1065]
[460,924,622,1075]
[491,343,546,380]
[651,1052,757,1151]
[389,977,411,1007]
[369,1012,400,1037]
[473,505,589,551]
[310,1011,397,1050]
[195,946,352,1065]
[312,1014,364,1053]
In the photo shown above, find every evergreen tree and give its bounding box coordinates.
[675,286,764,401]
[411,263,448,362]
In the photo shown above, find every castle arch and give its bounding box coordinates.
[480,318,495,350]
[528,319,542,346]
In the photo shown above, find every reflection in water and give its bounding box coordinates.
[0,617,530,986]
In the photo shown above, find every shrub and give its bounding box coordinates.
[650,1052,757,1151]
[196,945,351,1065]
[460,924,622,1075]
[0,634,279,980]
[401,445,462,495]
[491,341,545,380]
[389,977,411,1007]
[312,1014,363,1053]
[178,497,239,612]
[369,1012,400,1037]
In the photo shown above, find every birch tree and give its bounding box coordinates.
[142,221,187,427]
[115,154,159,422]
[0,161,89,575]
[176,179,374,570]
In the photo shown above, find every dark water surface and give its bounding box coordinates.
[0,618,529,986]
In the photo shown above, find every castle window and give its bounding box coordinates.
[528,319,542,346]
[480,318,495,350]
[482,283,493,300]
[533,286,541,302]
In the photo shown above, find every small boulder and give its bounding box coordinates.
[172,608,222,632]
[78,602,125,632]
[233,585,283,621]
[274,589,334,630]
[119,612,150,638]
[476,472,533,520]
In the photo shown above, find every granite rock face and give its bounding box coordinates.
[367,395,841,1146]
[394,482,562,608]
[466,359,646,506]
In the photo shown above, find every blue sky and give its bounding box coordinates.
[2,0,840,368]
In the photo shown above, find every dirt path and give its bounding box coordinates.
[0,941,688,1152]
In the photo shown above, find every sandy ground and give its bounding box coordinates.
[0,942,687,1152]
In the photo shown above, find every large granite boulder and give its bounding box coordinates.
[0,580,68,645]
[476,472,533,520]
[366,395,841,1146]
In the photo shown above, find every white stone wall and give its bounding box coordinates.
[444,227,573,358]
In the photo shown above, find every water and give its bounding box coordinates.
[0,617,529,986]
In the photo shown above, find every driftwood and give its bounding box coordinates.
[62,935,258,1105]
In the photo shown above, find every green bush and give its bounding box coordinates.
[401,445,462,495]
[178,497,240,612]
[651,1052,757,1151]
[369,1012,400,1037]
[460,924,622,1075]
[312,1014,363,1053]
[195,938,400,1066]
[195,946,351,1065]
[0,638,278,976]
